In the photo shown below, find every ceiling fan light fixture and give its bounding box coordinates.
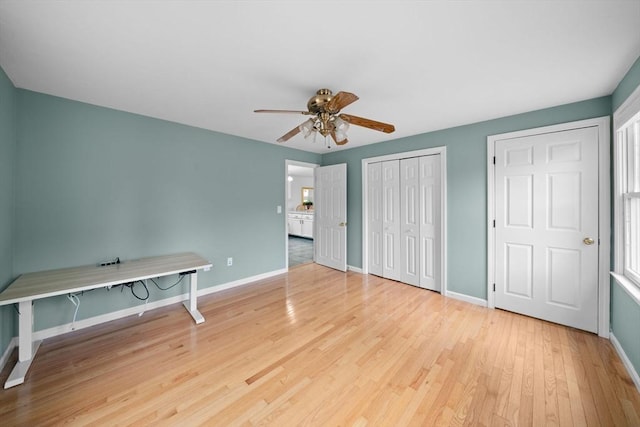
[335,129,348,143]
[299,118,315,138]
[334,116,349,130]
[334,116,349,136]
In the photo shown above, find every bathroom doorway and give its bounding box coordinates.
[285,160,317,269]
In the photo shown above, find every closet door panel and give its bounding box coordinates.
[382,160,401,281]
[400,157,420,286]
[419,155,441,291]
[367,163,383,276]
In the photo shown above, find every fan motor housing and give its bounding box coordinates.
[307,88,333,114]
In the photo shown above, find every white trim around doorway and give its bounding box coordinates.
[285,159,319,271]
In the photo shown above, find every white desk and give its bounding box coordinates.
[0,252,212,389]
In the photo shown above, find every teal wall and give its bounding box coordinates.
[0,67,16,354]
[611,283,640,376]
[322,97,611,299]
[14,90,320,330]
[610,55,640,379]
[613,55,640,111]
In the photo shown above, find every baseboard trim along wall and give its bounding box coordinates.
[347,265,363,274]
[0,337,18,374]
[445,290,488,307]
[610,332,640,393]
[31,268,287,343]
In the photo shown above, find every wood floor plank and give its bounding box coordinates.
[1,263,639,425]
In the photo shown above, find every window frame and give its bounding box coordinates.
[613,84,640,294]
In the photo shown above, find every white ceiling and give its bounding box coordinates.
[1,1,639,154]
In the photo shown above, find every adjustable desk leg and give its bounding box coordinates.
[5,300,42,388]
[183,272,205,324]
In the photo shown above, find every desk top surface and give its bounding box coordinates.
[0,252,212,305]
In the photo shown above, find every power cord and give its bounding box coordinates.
[67,293,80,330]
[64,272,187,326]
[126,281,150,301]
[150,274,185,291]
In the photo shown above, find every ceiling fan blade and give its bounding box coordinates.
[276,122,305,143]
[339,113,395,133]
[254,109,312,115]
[330,131,348,146]
[326,91,359,113]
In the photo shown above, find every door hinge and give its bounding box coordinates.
[493,156,496,165]
[493,283,496,292]
[493,219,496,228]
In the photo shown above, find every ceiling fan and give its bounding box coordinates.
[254,88,395,147]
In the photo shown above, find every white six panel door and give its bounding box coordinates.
[494,126,599,332]
[315,164,347,272]
[382,161,401,281]
[400,158,420,286]
[419,155,441,291]
[367,162,383,276]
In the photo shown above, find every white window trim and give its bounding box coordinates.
[613,83,640,305]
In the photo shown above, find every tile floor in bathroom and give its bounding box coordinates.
[288,236,313,267]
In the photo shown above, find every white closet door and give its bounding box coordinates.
[382,160,401,281]
[367,163,383,276]
[419,155,441,291]
[400,158,420,286]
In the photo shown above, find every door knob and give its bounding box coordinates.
[339,222,347,227]
[583,237,595,245]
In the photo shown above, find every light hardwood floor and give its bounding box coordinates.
[1,263,639,426]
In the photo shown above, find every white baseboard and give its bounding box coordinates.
[199,268,286,297]
[32,268,286,342]
[33,295,187,341]
[445,290,488,307]
[347,265,363,273]
[610,332,640,393]
[0,337,17,374]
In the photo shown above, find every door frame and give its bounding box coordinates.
[285,159,319,270]
[487,116,610,337]
[361,146,447,293]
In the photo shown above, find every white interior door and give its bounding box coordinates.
[400,158,420,286]
[494,126,599,332]
[367,163,383,276]
[315,163,347,272]
[382,160,401,281]
[419,155,441,291]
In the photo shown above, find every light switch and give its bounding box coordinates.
[277,205,282,214]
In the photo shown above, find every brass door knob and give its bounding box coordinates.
[583,237,595,245]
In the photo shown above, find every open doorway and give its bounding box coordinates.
[285,160,317,269]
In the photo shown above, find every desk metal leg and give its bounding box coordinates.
[183,272,205,324]
[5,300,42,388]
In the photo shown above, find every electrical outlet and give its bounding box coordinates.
[227,257,233,266]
